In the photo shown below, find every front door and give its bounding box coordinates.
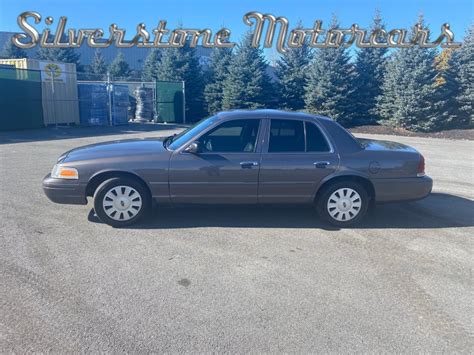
[258,118,339,204]
[169,118,262,204]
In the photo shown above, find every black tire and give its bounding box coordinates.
[93,177,151,227]
[316,181,369,227]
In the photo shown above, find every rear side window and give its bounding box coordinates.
[268,119,330,153]
[305,122,330,152]
[269,120,305,152]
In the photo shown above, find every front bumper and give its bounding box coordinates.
[42,174,88,205]
[373,175,433,203]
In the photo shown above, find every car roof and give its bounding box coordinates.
[215,109,333,122]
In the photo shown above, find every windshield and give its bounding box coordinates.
[167,116,218,150]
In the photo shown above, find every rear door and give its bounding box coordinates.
[258,118,339,204]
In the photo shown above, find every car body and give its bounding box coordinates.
[43,109,433,227]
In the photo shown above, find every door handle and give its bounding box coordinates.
[314,161,331,168]
[240,161,259,169]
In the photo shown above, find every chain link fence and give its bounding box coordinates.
[0,62,185,130]
[77,80,158,126]
[78,75,185,126]
[78,72,186,125]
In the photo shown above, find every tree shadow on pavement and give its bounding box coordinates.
[87,192,473,230]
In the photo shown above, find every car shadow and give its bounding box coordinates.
[0,122,187,145]
[87,192,474,230]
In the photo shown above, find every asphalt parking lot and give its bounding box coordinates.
[1,125,473,352]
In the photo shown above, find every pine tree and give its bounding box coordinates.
[221,32,274,110]
[376,17,447,132]
[36,35,81,70]
[446,25,474,127]
[304,16,355,125]
[157,43,205,121]
[204,47,233,114]
[275,23,313,111]
[352,10,388,125]
[88,49,107,80]
[1,40,28,59]
[141,49,161,81]
[108,52,131,80]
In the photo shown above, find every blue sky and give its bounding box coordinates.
[0,0,472,52]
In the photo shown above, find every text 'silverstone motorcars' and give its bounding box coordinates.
[43,110,433,227]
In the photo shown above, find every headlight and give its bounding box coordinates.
[51,165,79,180]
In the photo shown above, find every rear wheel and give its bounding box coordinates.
[93,177,150,227]
[317,181,369,227]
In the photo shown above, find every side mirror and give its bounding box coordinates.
[184,141,200,154]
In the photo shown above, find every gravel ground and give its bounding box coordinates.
[1,125,473,352]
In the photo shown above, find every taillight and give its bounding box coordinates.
[417,154,425,177]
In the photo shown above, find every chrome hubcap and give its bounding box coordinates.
[327,188,362,222]
[103,185,142,221]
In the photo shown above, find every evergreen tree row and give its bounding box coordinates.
[374,19,472,131]
[203,15,471,132]
[85,50,131,81]
[146,14,469,131]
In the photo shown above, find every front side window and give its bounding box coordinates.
[198,119,260,153]
[168,116,217,150]
[268,119,305,152]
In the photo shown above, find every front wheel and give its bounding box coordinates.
[317,181,369,227]
[93,177,150,227]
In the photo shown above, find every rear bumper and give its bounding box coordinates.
[373,176,433,203]
[42,174,88,205]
